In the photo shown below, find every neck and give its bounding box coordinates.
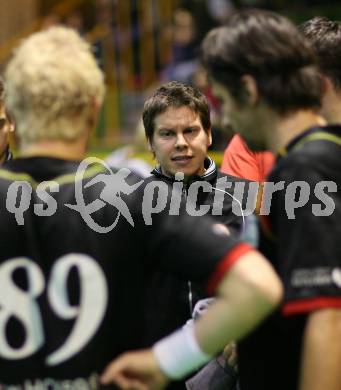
[19,139,87,160]
[267,109,326,153]
[160,168,206,182]
[321,87,341,124]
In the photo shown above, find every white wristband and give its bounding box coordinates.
[152,325,212,380]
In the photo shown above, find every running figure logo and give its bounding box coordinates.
[66,157,143,233]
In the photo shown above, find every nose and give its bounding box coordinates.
[174,133,188,150]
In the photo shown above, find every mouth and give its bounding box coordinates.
[171,156,193,162]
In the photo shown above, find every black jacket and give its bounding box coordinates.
[150,157,248,234]
[143,157,250,340]
[143,158,250,389]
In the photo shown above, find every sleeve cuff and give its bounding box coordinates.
[206,243,254,295]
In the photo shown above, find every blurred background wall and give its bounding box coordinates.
[0,0,341,153]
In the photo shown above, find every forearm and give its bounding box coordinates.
[195,251,282,355]
[299,308,341,390]
[100,251,282,388]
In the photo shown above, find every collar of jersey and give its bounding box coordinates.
[277,124,341,159]
[0,162,107,188]
[152,156,217,184]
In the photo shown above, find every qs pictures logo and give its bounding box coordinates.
[66,157,143,233]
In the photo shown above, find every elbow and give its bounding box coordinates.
[244,269,283,318]
[249,253,284,310]
[251,258,284,311]
[229,250,284,312]
[263,275,284,309]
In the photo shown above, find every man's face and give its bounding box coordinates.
[151,106,212,178]
[211,79,267,151]
[0,104,14,159]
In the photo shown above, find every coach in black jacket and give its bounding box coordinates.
[142,81,252,390]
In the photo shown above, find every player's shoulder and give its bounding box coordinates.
[0,164,34,202]
[216,169,251,184]
[286,125,341,166]
[269,151,319,185]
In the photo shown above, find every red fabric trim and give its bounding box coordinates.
[283,297,341,316]
[206,243,254,295]
[221,134,275,182]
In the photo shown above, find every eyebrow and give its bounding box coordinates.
[157,124,201,130]
[157,127,174,132]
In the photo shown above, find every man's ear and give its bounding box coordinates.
[241,74,259,105]
[320,74,333,96]
[83,98,101,146]
[87,98,101,131]
[207,127,212,147]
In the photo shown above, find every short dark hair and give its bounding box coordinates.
[299,16,341,89]
[142,81,211,143]
[201,9,321,113]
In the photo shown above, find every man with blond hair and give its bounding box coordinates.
[0,26,282,389]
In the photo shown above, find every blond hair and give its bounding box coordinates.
[5,26,105,144]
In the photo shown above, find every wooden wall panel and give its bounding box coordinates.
[0,0,38,68]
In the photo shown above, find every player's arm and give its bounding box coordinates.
[193,250,283,354]
[101,250,283,389]
[299,308,341,390]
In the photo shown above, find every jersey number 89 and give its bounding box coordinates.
[0,254,108,366]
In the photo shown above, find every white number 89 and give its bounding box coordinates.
[0,254,108,366]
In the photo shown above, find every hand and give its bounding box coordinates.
[222,342,238,371]
[100,349,169,390]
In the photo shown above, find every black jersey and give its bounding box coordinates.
[238,125,341,390]
[0,156,249,389]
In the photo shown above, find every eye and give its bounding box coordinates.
[184,127,197,134]
[159,130,173,137]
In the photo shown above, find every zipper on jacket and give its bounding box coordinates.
[181,186,194,318]
[188,280,194,317]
